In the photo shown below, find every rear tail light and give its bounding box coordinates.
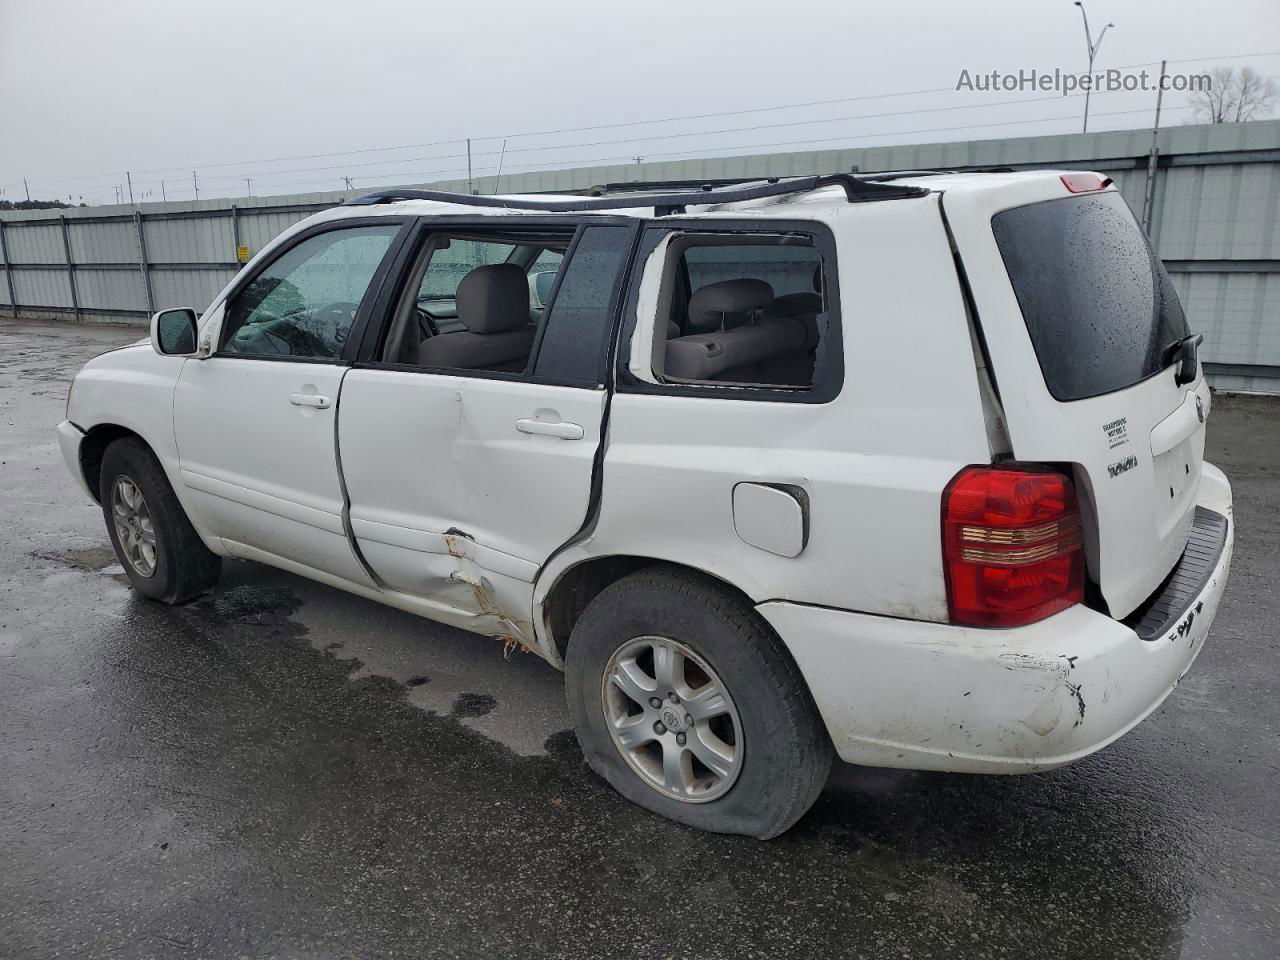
[942,465,1085,627]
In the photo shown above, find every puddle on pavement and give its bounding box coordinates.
[213,566,575,758]
[27,547,571,759]
[311,614,569,758]
[32,545,122,573]
[452,692,498,718]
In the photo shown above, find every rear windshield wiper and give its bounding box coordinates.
[1162,333,1204,386]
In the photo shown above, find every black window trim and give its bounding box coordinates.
[530,221,643,386]
[352,214,638,389]
[615,217,845,405]
[517,224,583,376]
[214,215,415,366]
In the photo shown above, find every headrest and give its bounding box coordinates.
[769,292,822,319]
[813,264,822,292]
[457,263,530,334]
[687,278,774,328]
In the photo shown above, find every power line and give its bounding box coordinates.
[23,46,1279,189]
[24,85,1162,194]
[79,90,1084,190]
[489,102,1204,178]
[50,85,967,182]
[69,96,1214,202]
[1164,49,1280,66]
[17,47,1280,203]
[241,100,1204,194]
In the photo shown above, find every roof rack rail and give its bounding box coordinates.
[343,174,928,215]
[859,169,958,182]
[861,166,1019,181]
[583,177,779,195]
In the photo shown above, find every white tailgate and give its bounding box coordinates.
[945,179,1208,618]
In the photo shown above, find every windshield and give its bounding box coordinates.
[992,191,1190,401]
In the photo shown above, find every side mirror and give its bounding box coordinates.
[530,271,559,308]
[150,308,199,356]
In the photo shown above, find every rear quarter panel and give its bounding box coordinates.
[538,195,994,624]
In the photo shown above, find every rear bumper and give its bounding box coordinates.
[759,463,1234,773]
[57,420,94,500]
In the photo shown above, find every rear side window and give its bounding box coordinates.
[657,234,830,390]
[992,192,1189,401]
[684,243,820,300]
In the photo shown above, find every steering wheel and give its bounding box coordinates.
[313,302,360,345]
[228,306,335,357]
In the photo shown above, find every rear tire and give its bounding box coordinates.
[99,438,221,604]
[564,565,832,839]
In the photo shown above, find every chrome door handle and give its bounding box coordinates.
[289,393,331,409]
[515,418,584,440]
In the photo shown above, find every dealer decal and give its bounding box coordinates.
[1103,417,1129,449]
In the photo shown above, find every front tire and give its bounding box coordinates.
[99,437,221,603]
[565,565,832,839]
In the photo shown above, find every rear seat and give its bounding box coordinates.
[664,278,817,386]
[758,266,822,385]
[767,263,823,320]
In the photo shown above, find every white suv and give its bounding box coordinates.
[58,172,1234,838]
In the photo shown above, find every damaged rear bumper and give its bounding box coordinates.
[758,464,1234,774]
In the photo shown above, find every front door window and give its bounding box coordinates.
[221,225,401,358]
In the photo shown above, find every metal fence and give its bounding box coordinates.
[0,197,340,326]
[3,119,1279,392]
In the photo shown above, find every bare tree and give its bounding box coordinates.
[1189,66,1278,123]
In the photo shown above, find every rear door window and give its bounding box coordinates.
[416,238,518,334]
[991,192,1189,401]
[376,225,589,374]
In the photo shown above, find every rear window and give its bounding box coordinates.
[992,192,1189,401]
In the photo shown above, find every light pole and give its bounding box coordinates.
[1073,1,1114,134]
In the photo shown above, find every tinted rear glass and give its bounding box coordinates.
[992,192,1189,401]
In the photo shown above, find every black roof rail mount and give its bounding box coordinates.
[866,165,1029,180]
[860,169,959,182]
[343,174,928,214]
[588,177,783,195]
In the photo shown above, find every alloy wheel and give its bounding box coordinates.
[601,635,743,803]
[111,475,157,578]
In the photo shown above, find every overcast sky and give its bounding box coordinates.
[2,0,1277,205]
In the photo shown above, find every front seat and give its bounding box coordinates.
[416,263,535,371]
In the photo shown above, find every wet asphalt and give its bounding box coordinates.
[1,319,1278,960]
